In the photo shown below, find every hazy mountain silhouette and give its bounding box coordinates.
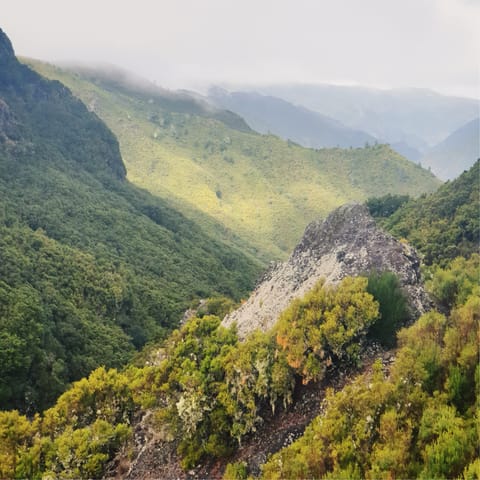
[208,87,375,149]
[255,84,478,155]
[421,118,480,180]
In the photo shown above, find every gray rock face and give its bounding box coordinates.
[0,99,17,143]
[0,28,15,62]
[222,203,431,338]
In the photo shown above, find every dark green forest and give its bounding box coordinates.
[368,160,479,265]
[0,29,261,412]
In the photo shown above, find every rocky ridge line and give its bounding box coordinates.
[223,203,431,338]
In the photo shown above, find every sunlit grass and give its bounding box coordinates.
[27,59,441,259]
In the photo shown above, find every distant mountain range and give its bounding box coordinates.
[255,84,478,148]
[420,118,479,180]
[208,87,375,149]
[207,84,479,173]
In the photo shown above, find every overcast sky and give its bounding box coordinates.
[2,0,479,98]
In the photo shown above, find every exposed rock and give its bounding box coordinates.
[223,203,431,338]
[0,28,15,63]
[181,299,206,325]
[0,98,18,143]
[116,204,424,479]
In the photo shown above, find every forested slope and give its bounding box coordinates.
[380,160,479,265]
[0,29,261,411]
[0,160,477,479]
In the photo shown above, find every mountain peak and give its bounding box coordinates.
[293,203,375,257]
[223,203,431,338]
[0,30,127,180]
[0,28,15,62]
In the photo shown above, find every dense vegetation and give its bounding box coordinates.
[275,277,379,383]
[27,59,440,258]
[261,256,479,480]
[2,253,477,479]
[0,275,390,477]
[366,271,410,347]
[0,29,261,411]
[0,225,133,412]
[368,160,479,265]
[0,368,135,479]
[365,193,410,219]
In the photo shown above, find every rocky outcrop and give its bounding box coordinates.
[223,203,431,338]
[0,28,15,63]
[0,98,17,143]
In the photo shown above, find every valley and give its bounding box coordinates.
[0,22,478,480]
[26,60,440,259]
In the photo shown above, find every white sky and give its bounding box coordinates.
[2,0,479,98]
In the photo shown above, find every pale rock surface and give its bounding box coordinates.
[222,203,431,339]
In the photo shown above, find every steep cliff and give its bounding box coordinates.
[223,203,431,338]
[0,28,127,179]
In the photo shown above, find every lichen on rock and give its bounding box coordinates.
[223,203,431,339]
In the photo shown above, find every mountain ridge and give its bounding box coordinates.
[0,29,127,181]
[420,117,479,180]
[253,83,479,154]
[223,203,430,338]
[58,61,254,134]
[25,59,441,259]
[208,87,376,149]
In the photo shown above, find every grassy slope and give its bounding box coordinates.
[26,60,441,259]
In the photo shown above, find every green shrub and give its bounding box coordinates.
[275,277,379,382]
[224,461,248,480]
[367,271,409,347]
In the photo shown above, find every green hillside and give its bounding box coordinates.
[0,29,261,411]
[2,255,477,478]
[377,160,479,265]
[0,33,474,474]
[26,60,441,258]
